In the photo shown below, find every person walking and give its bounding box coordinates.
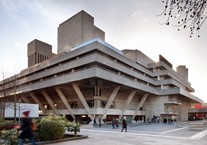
[121,116,127,132]
[115,117,119,129]
[93,118,97,126]
[112,117,115,129]
[18,111,37,145]
[98,117,101,128]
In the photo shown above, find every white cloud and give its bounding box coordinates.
[131,11,138,17]
[33,1,68,26]
[14,41,24,48]
[0,0,19,13]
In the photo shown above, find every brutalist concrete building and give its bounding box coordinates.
[0,10,203,123]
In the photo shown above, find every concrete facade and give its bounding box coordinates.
[28,39,53,67]
[58,10,105,54]
[0,10,203,123]
[176,65,188,82]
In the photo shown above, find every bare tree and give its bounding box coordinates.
[0,68,19,122]
[159,0,207,37]
[0,68,6,120]
[9,74,18,122]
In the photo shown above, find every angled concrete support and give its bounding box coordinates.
[41,90,58,114]
[103,86,120,116]
[133,93,149,119]
[122,90,136,115]
[72,83,94,121]
[55,87,75,119]
[21,94,30,103]
[29,92,46,114]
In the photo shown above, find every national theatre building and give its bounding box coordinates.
[0,10,203,123]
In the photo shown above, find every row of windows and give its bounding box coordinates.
[0,49,173,95]
[34,53,50,64]
[0,51,93,91]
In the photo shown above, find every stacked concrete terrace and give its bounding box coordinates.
[0,10,203,123]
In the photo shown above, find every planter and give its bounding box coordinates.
[26,134,88,145]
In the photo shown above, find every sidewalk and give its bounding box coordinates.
[53,123,207,145]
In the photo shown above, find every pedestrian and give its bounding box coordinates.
[18,111,37,145]
[94,118,97,126]
[112,117,115,129]
[115,117,119,129]
[121,116,127,132]
[98,117,101,128]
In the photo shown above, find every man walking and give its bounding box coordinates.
[121,116,127,132]
[98,117,101,128]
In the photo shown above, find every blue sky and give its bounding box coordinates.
[0,0,207,102]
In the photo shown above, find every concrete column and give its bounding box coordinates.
[72,83,94,121]
[94,96,101,108]
[122,90,136,115]
[54,87,75,119]
[133,93,149,119]
[41,90,58,114]
[103,86,120,116]
[29,92,46,114]
[142,116,145,122]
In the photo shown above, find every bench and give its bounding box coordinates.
[188,122,206,131]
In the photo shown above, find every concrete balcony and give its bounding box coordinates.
[46,108,145,116]
[160,111,178,115]
[165,101,181,105]
[159,88,180,95]
[188,108,207,113]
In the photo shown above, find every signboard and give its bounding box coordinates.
[4,102,39,118]
[195,103,202,109]
[195,103,207,109]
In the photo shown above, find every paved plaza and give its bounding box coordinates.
[54,123,207,145]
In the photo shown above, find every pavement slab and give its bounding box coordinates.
[53,123,207,145]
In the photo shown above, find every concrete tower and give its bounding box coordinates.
[177,65,188,82]
[57,10,105,54]
[27,39,52,67]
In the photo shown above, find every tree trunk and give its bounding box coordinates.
[14,95,17,123]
